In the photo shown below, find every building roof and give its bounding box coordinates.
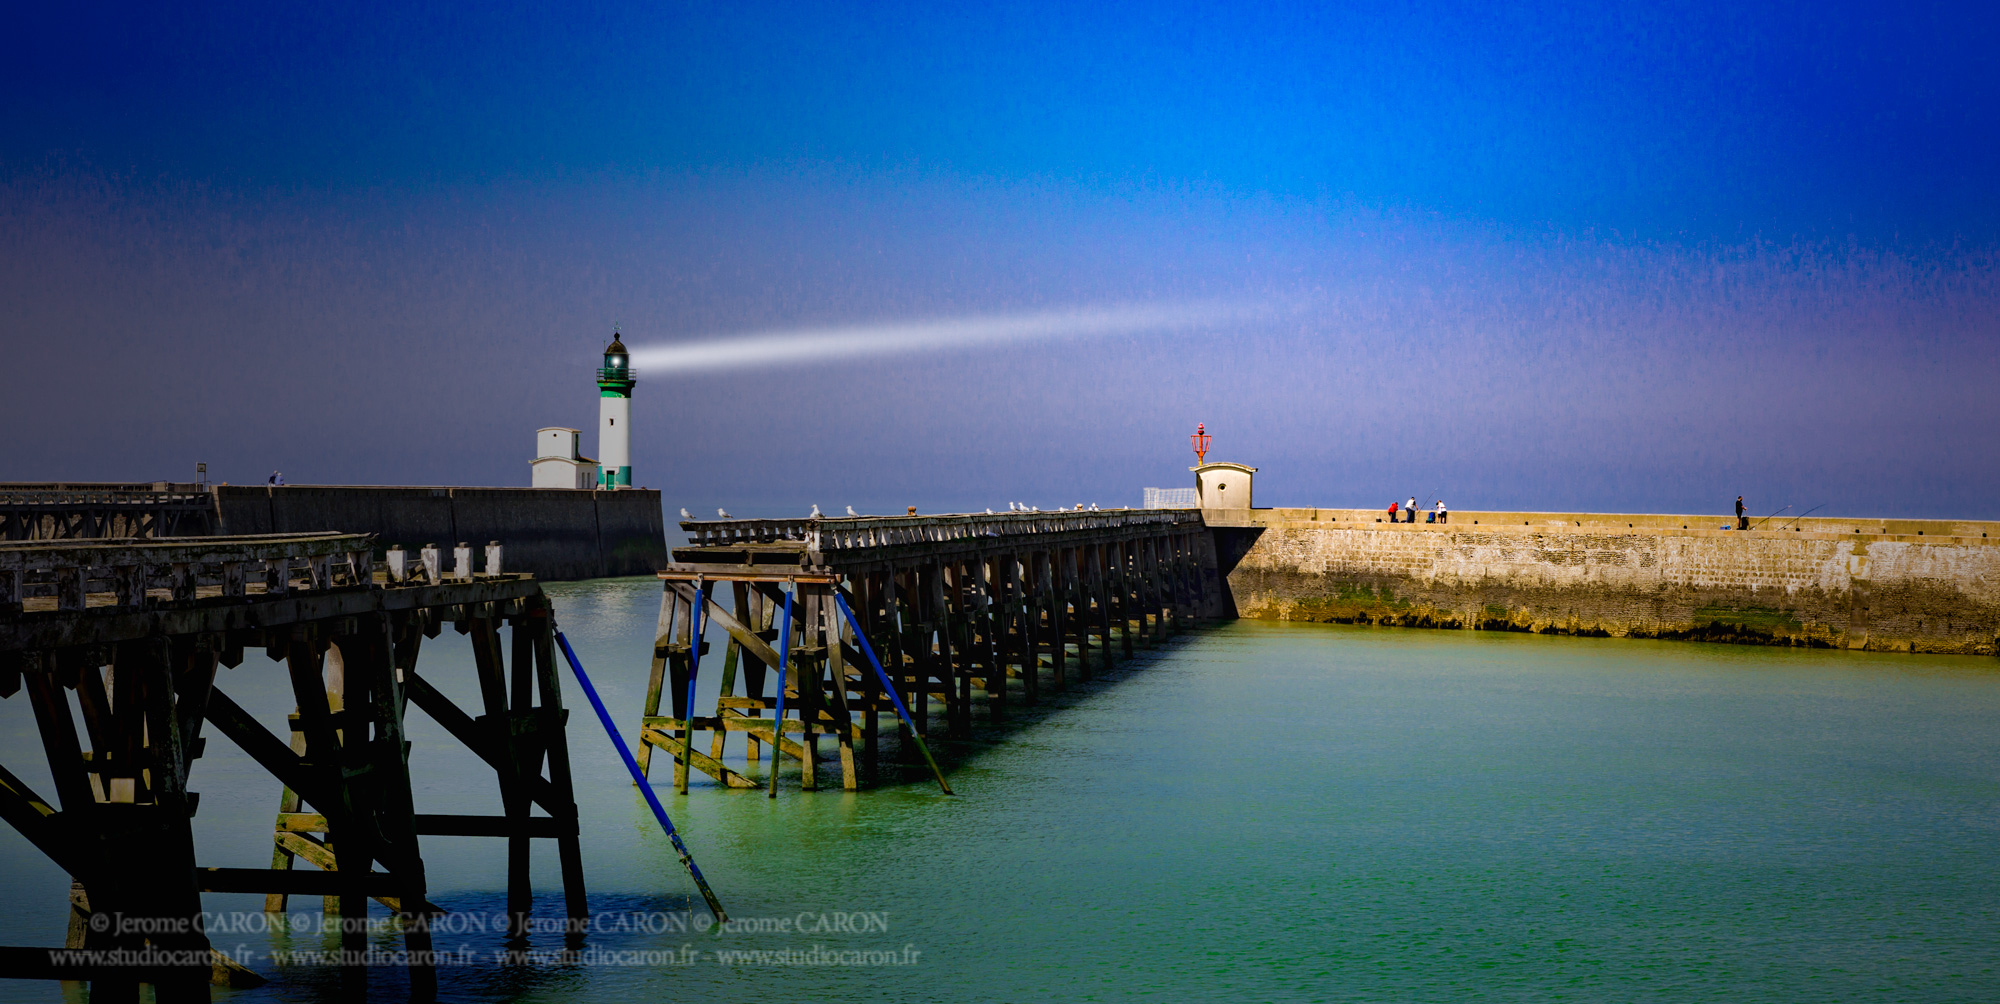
[605,333,627,356]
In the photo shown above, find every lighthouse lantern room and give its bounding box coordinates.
[597,333,636,489]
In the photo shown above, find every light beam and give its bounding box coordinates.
[625,301,1259,374]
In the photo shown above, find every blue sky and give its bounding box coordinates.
[4,1,1996,517]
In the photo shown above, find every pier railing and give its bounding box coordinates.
[681,508,1206,552]
[0,486,217,540]
[0,487,211,505]
[0,531,374,612]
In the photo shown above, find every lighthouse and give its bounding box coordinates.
[597,332,635,489]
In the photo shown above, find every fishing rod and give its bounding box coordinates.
[1778,504,1826,530]
[1752,504,1791,530]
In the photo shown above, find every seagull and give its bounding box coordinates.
[680,507,692,519]
[985,507,994,514]
[1030,505,1039,512]
[810,504,822,517]
[1007,502,1017,511]
[846,505,860,516]
[717,508,731,518]
[1089,502,1099,511]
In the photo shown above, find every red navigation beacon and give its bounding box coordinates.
[1190,423,1211,465]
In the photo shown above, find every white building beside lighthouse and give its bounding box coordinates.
[531,428,600,489]
[597,332,635,489]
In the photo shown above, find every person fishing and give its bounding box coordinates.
[1406,496,1418,524]
[1436,499,1448,524]
[1736,495,1747,531]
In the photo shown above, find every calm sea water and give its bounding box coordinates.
[3,575,1999,1002]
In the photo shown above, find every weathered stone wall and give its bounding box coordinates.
[213,485,667,581]
[1206,508,2000,654]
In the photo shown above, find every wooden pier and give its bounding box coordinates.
[0,533,587,1001]
[640,509,1213,792]
[0,484,215,541]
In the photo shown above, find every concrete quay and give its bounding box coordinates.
[1204,507,2000,655]
[212,485,666,581]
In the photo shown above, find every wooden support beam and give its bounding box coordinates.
[401,673,568,814]
[637,585,676,778]
[526,603,589,944]
[972,558,1003,722]
[822,598,858,790]
[636,729,759,788]
[25,672,94,815]
[0,762,85,878]
[203,688,331,810]
[668,586,696,795]
[348,614,438,991]
[666,582,786,674]
[1036,550,1064,692]
[797,587,822,790]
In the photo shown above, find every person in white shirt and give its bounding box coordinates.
[1405,496,1417,523]
[1435,500,1448,524]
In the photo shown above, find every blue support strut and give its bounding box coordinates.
[767,586,794,798]
[555,630,728,922]
[679,581,705,794]
[833,591,953,795]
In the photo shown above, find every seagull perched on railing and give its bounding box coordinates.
[810,504,821,517]
[680,507,692,518]
[717,508,731,518]
[1089,503,1100,511]
[846,505,860,516]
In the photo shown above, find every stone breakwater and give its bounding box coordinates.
[1205,509,2000,655]
[212,485,667,581]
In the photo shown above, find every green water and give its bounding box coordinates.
[3,576,1999,1001]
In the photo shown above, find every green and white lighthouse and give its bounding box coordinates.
[597,332,635,489]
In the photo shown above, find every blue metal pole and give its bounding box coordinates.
[766,586,793,798]
[679,581,705,794]
[555,630,728,921]
[834,591,953,795]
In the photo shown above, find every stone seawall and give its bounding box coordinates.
[1207,508,2000,655]
[213,485,667,581]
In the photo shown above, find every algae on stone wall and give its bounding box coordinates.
[1216,517,2000,655]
